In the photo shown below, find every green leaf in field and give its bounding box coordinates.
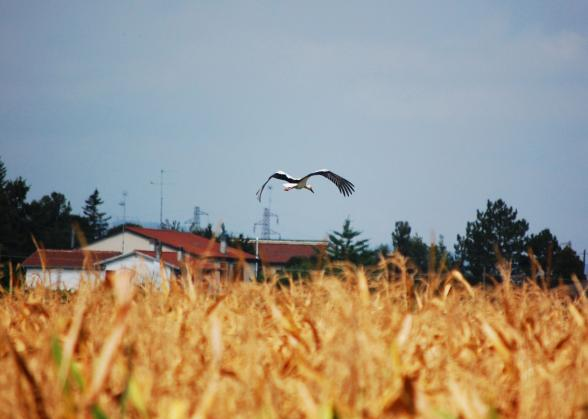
[91,404,109,419]
[433,409,458,419]
[120,375,147,417]
[51,335,85,391]
[128,376,147,416]
[71,361,85,390]
[51,336,63,366]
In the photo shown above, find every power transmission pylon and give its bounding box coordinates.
[253,186,280,239]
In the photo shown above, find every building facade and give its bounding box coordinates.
[23,226,257,288]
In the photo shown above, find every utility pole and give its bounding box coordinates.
[255,237,259,279]
[118,191,128,253]
[150,169,165,228]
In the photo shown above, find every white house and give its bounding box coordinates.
[23,226,257,288]
[97,250,181,286]
[23,249,120,289]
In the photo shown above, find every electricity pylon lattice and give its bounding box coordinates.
[253,186,280,239]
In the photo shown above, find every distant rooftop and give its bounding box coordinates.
[125,226,256,261]
[23,250,121,269]
[257,240,327,265]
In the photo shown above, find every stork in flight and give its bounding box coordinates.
[256,169,355,202]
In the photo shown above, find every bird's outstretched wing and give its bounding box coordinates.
[256,171,299,202]
[303,169,355,197]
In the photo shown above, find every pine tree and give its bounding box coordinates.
[28,192,73,249]
[455,199,529,282]
[1,176,31,262]
[82,189,111,242]
[328,218,370,264]
[525,229,586,284]
[391,221,429,272]
[391,221,453,273]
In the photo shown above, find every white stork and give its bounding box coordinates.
[256,169,355,202]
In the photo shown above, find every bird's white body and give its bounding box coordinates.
[283,178,310,191]
[256,169,354,201]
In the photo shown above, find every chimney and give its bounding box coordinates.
[220,238,227,255]
[177,246,184,261]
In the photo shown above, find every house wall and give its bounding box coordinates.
[102,255,175,286]
[25,268,104,289]
[84,232,175,253]
[24,260,256,289]
[243,262,257,281]
[85,231,256,282]
[229,261,257,282]
[187,260,256,282]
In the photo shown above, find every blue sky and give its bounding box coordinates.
[1,1,587,254]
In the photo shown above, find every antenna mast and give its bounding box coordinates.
[150,169,165,227]
[118,191,128,253]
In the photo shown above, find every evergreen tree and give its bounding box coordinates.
[391,221,453,273]
[524,229,560,280]
[0,176,32,262]
[430,235,454,271]
[553,245,586,282]
[391,221,429,271]
[82,189,111,242]
[525,229,586,283]
[28,192,73,249]
[455,199,529,282]
[328,218,371,264]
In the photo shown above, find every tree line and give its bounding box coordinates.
[0,157,253,267]
[320,199,585,286]
[0,158,111,266]
[1,157,585,286]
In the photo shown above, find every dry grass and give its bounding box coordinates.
[1,258,587,419]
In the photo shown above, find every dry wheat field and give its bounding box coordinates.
[1,258,587,419]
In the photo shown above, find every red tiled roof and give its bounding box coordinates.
[258,242,327,264]
[22,250,121,269]
[126,226,256,261]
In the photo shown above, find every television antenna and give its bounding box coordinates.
[118,191,128,252]
[150,169,168,227]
